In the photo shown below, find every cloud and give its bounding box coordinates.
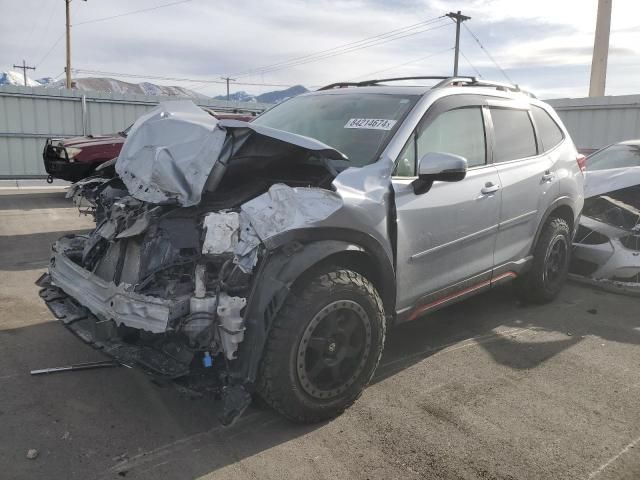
[1,0,639,98]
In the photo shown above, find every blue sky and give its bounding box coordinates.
[1,0,639,98]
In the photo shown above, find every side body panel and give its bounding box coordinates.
[388,94,502,311]
[487,101,559,265]
[393,166,501,310]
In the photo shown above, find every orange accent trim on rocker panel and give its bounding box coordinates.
[407,271,517,321]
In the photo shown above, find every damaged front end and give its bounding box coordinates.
[39,101,348,424]
[570,168,640,295]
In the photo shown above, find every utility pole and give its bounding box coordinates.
[221,76,236,101]
[446,11,471,77]
[12,59,36,86]
[65,0,72,89]
[65,0,87,89]
[589,0,612,97]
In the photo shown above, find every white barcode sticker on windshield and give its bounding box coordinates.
[344,118,397,130]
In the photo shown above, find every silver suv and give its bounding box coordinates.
[39,76,584,424]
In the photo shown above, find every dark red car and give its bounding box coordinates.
[43,127,129,182]
[43,111,256,182]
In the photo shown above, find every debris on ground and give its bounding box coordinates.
[26,449,39,460]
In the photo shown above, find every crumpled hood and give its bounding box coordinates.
[116,100,346,207]
[584,166,640,199]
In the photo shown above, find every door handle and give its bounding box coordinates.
[542,170,555,182]
[481,182,500,195]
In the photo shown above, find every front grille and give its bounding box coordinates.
[44,144,67,162]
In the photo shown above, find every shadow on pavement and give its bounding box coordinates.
[2,283,639,479]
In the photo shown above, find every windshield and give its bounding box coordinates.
[252,92,419,167]
[587,143,640,171]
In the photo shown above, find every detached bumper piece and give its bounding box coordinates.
[37,273,191,378]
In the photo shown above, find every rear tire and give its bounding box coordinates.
[257,268,386,423]
[516,217,571,304]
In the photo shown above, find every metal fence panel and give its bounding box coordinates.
[547,95,640,151]
[0,84,269,178]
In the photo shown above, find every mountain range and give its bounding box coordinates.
[213,85,309,103]
[0,70,307,104]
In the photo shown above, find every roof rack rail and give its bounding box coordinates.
[317,82,364,91]
[317,76,536,98]
[317,76,474,91]
[433,77,537,98]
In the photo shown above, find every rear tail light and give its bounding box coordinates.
[576,154,587,173]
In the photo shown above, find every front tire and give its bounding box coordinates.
[257,269,386,423]
[516,217,571,304]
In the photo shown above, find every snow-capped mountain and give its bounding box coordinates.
[58,77,207,99]
[255,85,309,103]
[0,71,206,98]
[214,85,309,104]
[35,77,56,86]
[0,70,41,87]
[214,91,259,102]
[1,70,309,103]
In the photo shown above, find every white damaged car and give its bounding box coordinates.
[571,140,640,293]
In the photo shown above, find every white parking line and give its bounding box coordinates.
[588,434,640,479]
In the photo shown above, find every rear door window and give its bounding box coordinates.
[489,108,537,163]
[532,106,564,151]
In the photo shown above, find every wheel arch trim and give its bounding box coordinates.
[230,230,396,385]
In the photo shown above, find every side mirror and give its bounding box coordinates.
[412,152,468,194]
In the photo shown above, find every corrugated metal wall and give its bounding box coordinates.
[547,95,640,151]
[3,85,639,177]
[0,85,269,178]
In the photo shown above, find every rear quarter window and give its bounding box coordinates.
[489,108,537,163]
[532,105,564,151]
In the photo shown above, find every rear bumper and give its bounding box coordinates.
[48,236,189,333]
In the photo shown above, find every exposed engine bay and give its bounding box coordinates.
[38,101,347,423]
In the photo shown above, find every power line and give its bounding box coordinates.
[241,20,452,77]
[36,33,65,67]
[459,49,483,78]
[35,0,194,68]
[349,47,455,80]
[31,1,59,60]
[462,23,513,83]
[232,15,446,78]
[232,16,450,78]
[22,0,54,52]
[74,0,193,26]
[237,19,451,78]
[72,69,302,88]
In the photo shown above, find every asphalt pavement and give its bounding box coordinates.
[1,188,638,480]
